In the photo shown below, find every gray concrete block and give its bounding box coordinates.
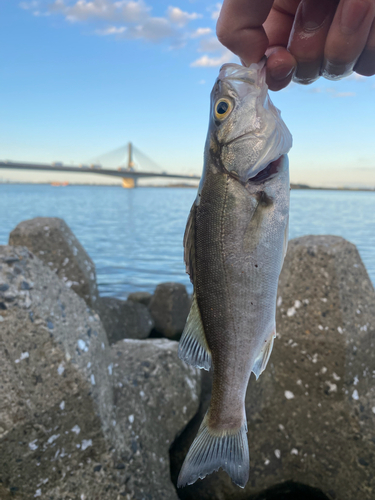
[148,282,191,339]
[9,217,98,308]
[97,296,154,344]
[0,245,116,499]
[111,338,201,500]
[171,236,375,500]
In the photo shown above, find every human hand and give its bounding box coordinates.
[217,0,375,91]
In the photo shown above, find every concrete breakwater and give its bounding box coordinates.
[0,218,375,500]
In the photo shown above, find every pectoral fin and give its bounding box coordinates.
[243,193,272,254]
[178,294,211,371]
[252,328,276,380]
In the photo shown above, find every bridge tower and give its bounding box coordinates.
[121,142,137,189]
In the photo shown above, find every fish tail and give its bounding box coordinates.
[177,412,249,489]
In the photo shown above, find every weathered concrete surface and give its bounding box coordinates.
[111,338,201,500]
[148,283,191,339]
[0,245,116,499]
[9,217,99,308]
[127,291,152,307]
[171,236,375,500]
[38,451,137,500]
[97,297,154,344]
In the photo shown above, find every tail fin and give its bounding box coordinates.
[177,413,249,489]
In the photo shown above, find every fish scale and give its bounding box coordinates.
[177,60,292,489]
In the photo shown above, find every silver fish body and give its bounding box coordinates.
[178,61,292,489]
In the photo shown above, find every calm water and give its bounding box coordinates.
[0,184,374,297]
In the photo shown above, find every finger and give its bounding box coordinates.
[322,0,375,80]
[265,46,297,90]
[216,0,274,66]
[354,19,375,75]
[264,0,301,47]
[287,0,339,84]
[262,4,299,90]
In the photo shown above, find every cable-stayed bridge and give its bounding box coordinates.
[0,143,200,188]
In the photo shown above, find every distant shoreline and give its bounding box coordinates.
[0,182,374,192]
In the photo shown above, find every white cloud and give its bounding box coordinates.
[29,1,184,43]
[310,87,356,98]
[96,18,175,41]
[33,10,51,16]
[20,0,227,64]
[96,25,126,35]
[168,38,186,50]
[198,36,223,52]
[191,27,212,38]
[115,0,150,22]
[210,2,222,20]
[19,1,40,9]
[49,0,112,20]
[20,1,50,16]
[130,17,175,41]
[191,49,232,68]
[167,6,201,27]
[334,91,356,97]
[191,35,234,68]
[49,0,150,22]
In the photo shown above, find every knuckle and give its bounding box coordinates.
[216,25,233,48]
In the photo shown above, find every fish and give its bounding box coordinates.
[177,60,292,489]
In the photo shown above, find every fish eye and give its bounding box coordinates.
[214,98,233,120]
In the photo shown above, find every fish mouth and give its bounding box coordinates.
[248,156,283,184]
[225,131,253,147]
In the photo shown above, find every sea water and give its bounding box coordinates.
[0,184,374,297]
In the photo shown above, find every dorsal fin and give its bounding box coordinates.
[183,203,196,284]
[282,215,289,260]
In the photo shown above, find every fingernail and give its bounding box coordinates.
[292,73,319,85]
[292,61,320,85]
[321,59,354,80]
[269,65,295,82]
[300,0,332,31]
[340,0,371,35]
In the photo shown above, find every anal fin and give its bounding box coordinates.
[178,294,211,371]
[252,328,276,380]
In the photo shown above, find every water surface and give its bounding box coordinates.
[0,184,373,297]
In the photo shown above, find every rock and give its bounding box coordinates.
[170,236,375,500]
[38,448,157,500]
[0,245,117,499]
[111,338,201,500]
[127,291,152,307]
[0,246,201,498]
[97,296,154,344]
[9,217,99,308]
[148,282,191,339]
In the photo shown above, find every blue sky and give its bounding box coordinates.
[1,0,375,187]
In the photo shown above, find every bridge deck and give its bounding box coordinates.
[0,161,200,181]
